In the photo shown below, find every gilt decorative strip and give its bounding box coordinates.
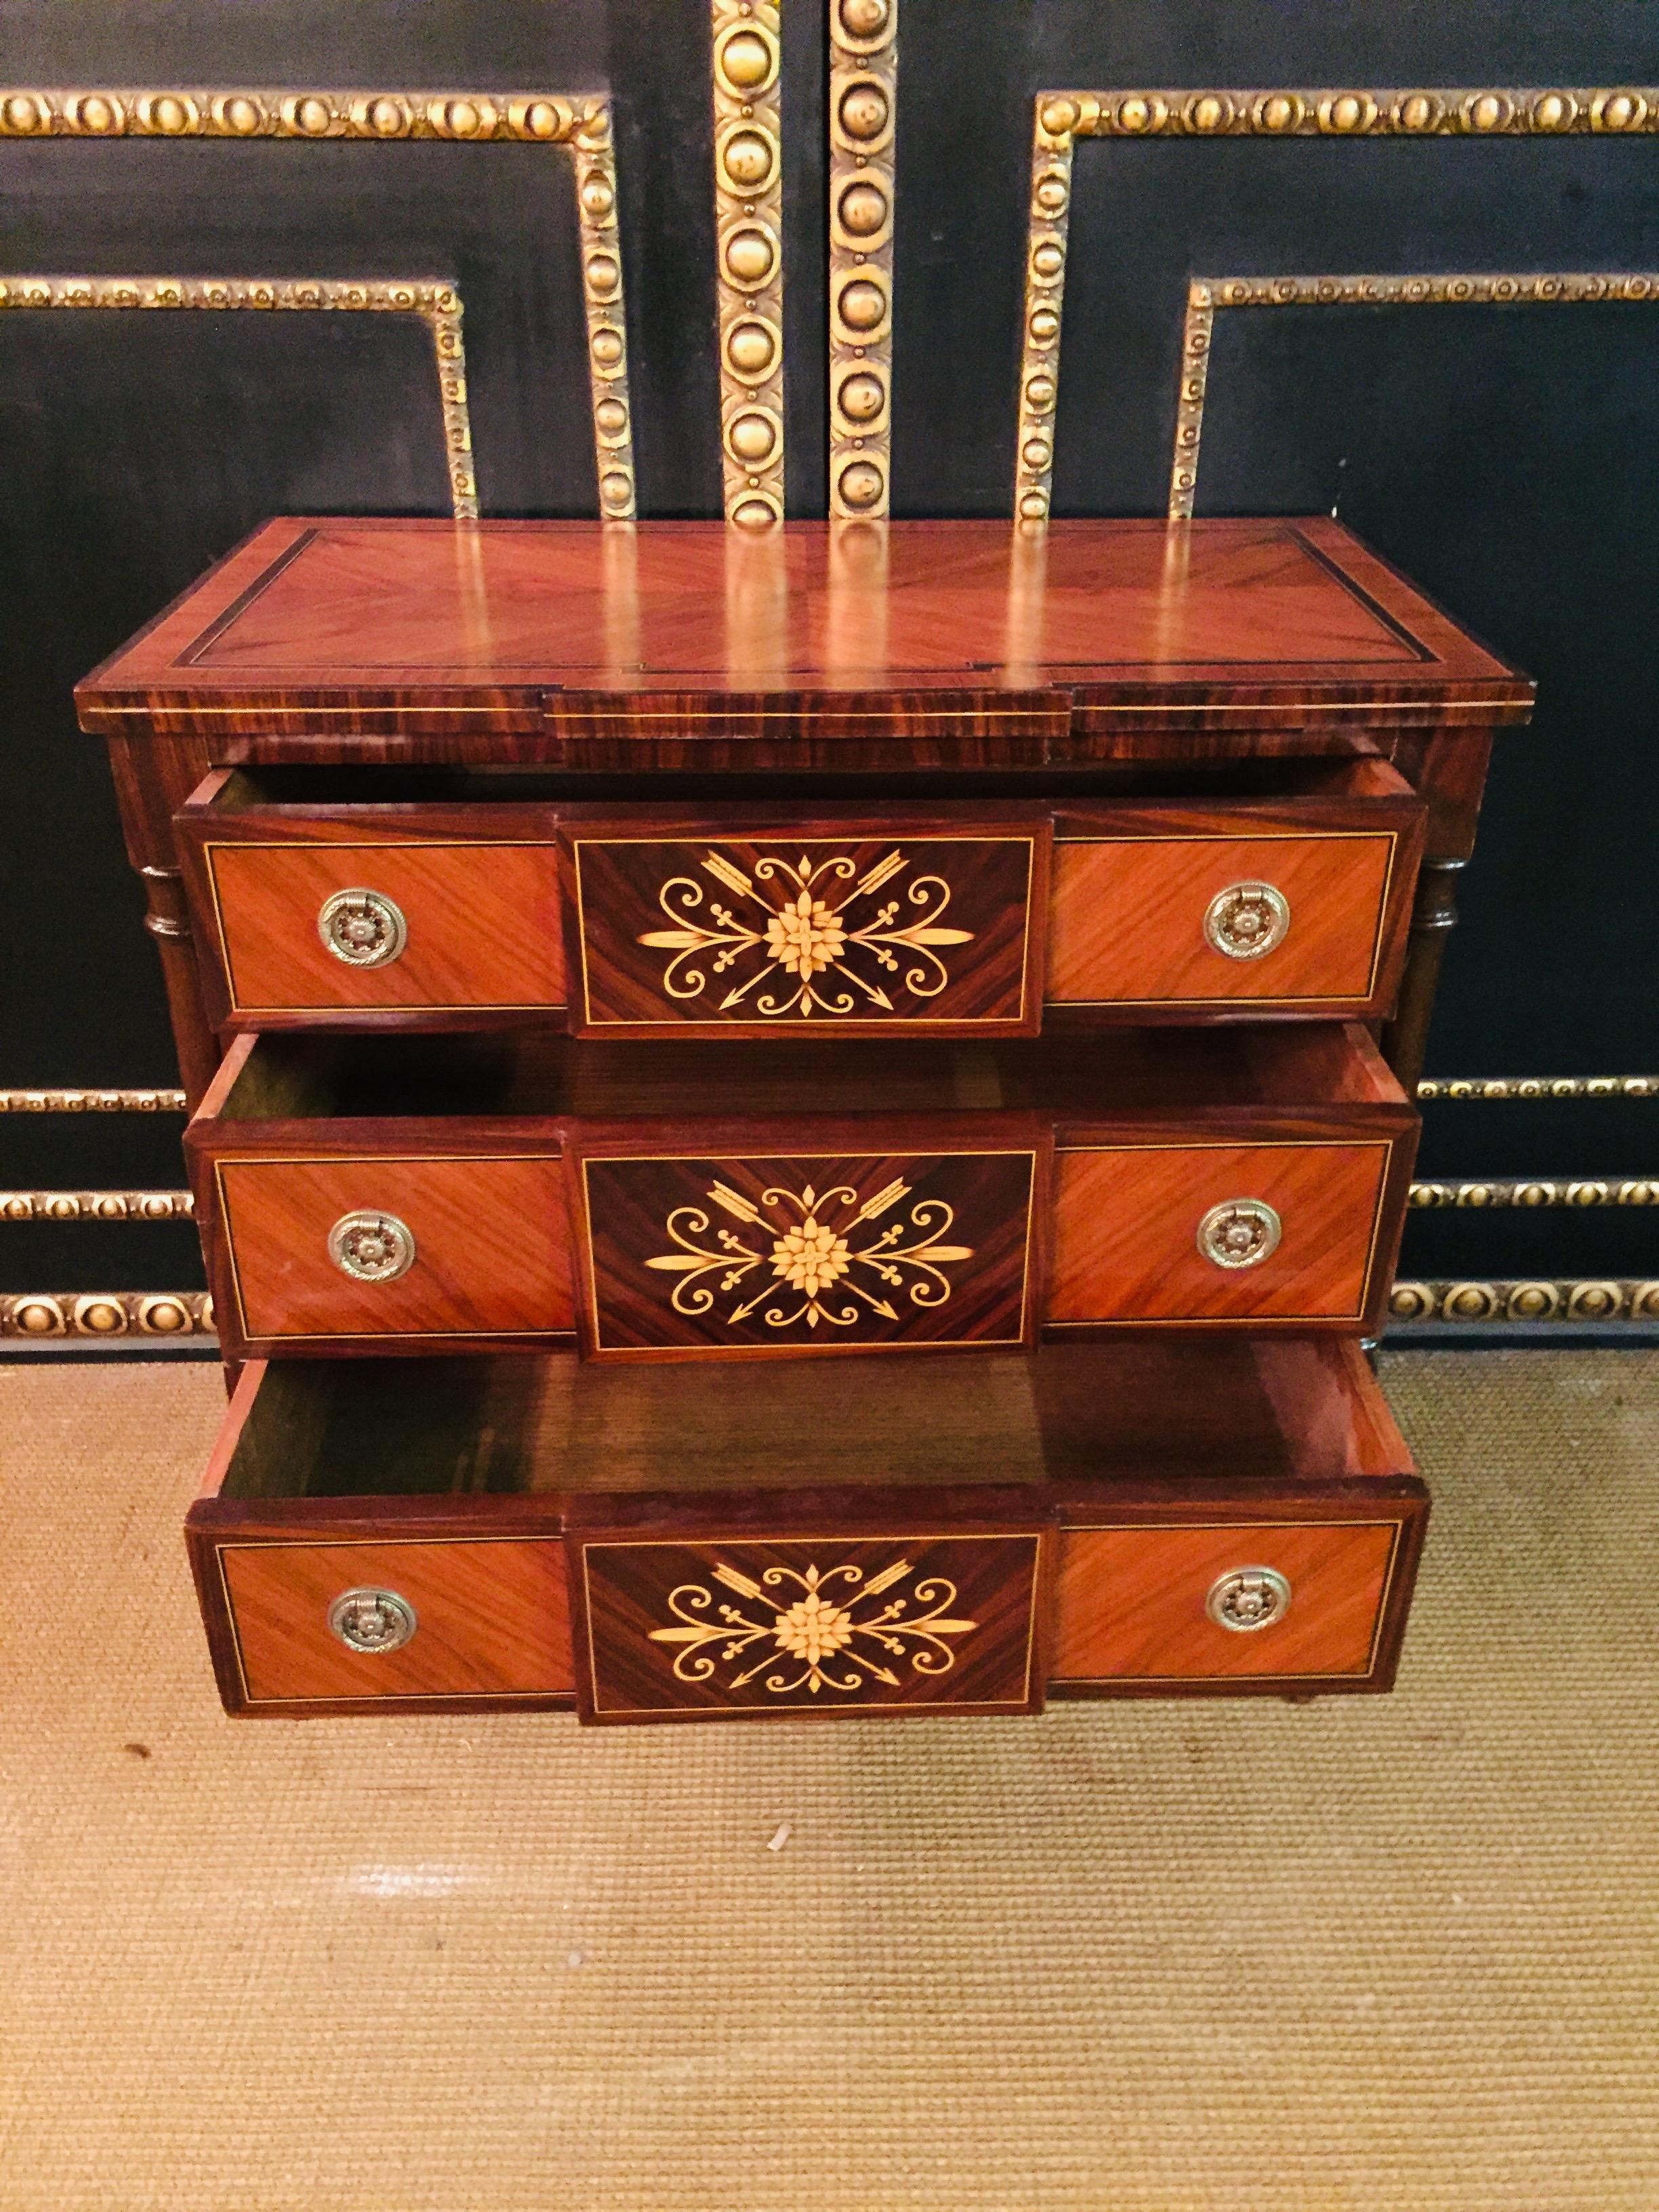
[1416,1075,1657,1099]
[1172,272,1659,518]
[2,1291,213,1339]
[828,0,897,517]
[0,1089,186,1113]
[0,274,478,518]
[710,4,785,526]
[1409,1179,1656,1210]
[1016,85,1659,521]
[1390,1279,1659,1324]
[0,85,634,520]
[1,1191,194,1221]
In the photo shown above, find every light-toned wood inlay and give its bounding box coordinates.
[220,1536,573,1702]
[1048,834,1395,1004]
[1053,1521,1399,1680]
[218,1155,573,1340]
[1048,1142,1390,1321]
[208,842,565,1012]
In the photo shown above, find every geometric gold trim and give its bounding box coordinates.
[0,274,479,518]
[1,1291,213,1338]
[1389,1279,1659,1324]
[1416,1076,1657,1099]
[711,5,785,526]
[1,1191,195,1221]
[1016,84,1659,520]
[828,0,897,518]
[1171,271,1659,518]
[0,85,635,518]
[6,1279,1656,1336]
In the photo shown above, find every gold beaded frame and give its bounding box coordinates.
[828,0,897,518]
[1171,270,1659,518]
[0,86,636,518]
[1015,85,1659,522]
[711,5,787,526]
[0,275,478,518]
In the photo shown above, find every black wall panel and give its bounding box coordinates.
[1,0,1653,1301]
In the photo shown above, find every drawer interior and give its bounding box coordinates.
[205,1020,1408,1126]
[192,752,1410,813]
[210,1338,1412,1507]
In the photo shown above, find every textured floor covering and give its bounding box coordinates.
[0,1350,1655,2211]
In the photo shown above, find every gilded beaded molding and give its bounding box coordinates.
[828,0,897,518]
[0,1088,186,1112]
[1,1292,213,1340]
[711,6,786,527]
[1,1191,195,1221]
[0,274,478,518]
[0,85,635,520]
[1416,1075,1656,1099]
[1390,1279,1659,1325]
[1016,86,1659,522]
[1172,270,1659,518]
[1409,1179,1656,1209]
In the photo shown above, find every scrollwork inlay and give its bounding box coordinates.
[644,1175,975,1332]
[638,846,973,1019]
[648,1556,979,1696]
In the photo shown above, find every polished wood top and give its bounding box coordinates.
[79,518,1532,738]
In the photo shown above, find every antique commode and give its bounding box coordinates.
[79,516,1531,1722]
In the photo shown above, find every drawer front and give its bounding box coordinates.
[573,1531,1047,1721]
[1049,833,1401,1008]
[199,838,565,1017]
[572,1139,1045,1359]
[564,821,1045,1038]
[213,1155,573,1344]
[214,1535,572,1705]
[1052,1519,1404,1682]
[1048,1141,1393,1325]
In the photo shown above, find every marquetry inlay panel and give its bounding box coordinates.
[828,0,897,518]
[573,1531,1046,1720]
[565,826,1042,1036]
[573,1144,1044,1359]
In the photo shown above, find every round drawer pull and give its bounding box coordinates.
[328,1587,418,1653]
[1204,880,1290,960]
[318,886,407,968]
[1197,1197,1282,1269]
[1206,1566,1292,1633]
[328,1209,417,1283]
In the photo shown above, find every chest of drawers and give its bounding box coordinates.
[79,515,1531,1724]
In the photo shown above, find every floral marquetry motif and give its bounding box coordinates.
[573,1534,1047,1719]
[573,1143,1045,1358]
[563,826,1045,1036]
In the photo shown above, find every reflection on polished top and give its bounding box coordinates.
[79,516,1532,716]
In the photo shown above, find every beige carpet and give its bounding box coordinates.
[1,1350,1655,2211]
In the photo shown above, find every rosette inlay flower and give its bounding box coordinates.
[764,890,847,981]
[771,1216,851,1295]
[773,1590,855,1663]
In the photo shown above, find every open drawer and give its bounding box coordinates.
[174,758,1423,1036]
[186,1337,1428,1720]
[186,1023,1418,1359]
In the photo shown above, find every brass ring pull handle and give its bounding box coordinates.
[1204,880,1290,960]
[1206,1566,1292,1632]
[328,1587,418,1653]
[1196,1197,1282,1269]
[318,886,407,968]
[328,1210,417,1283]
